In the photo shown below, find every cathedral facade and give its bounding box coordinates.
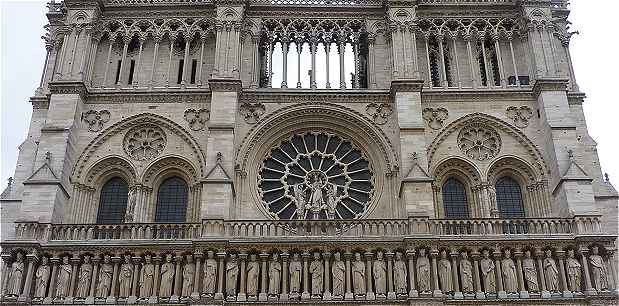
[1,0,618,304]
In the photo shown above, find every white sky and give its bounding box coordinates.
[1,0,618,192]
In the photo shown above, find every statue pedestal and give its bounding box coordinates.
[432,289,442,297]
[497,290,508,299]
[105,296,116,304]
[366,292,375,300]
[475,292,486,299]
[344,292,354,300]
[541,290,552,298]
[190,292,201,301]
[520,290,530,298]
[127,295,137,304]
[375,293,386,299]
[301,292,310,300]
[17,295,31,303]
[214,292,224,300]
[289,292,299,300]
[322,291,332,300]
[43,297,53,304]
[453,291,464,299]
[408,289,418,297]
[247,295,257,301]
[169,295,180,303]
[268,295,279,302]
[279,293,289,301]
[148,296,158,304]
[258,292,268,301]
[584,288,597,296]
[63,297,74,304]
[387,292,396,300]
[562,290,573,298]
[84,296,95,304]
[236,293,246,301]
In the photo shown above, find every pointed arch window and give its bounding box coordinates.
[96,177,129,224]
[442,177,469,218]
[155,176,188,223]
[495,176,525,218]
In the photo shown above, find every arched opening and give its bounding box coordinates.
[155,176,188,223]
[96,177,129,224]
[495,176,525,218]
[442,177,469,218]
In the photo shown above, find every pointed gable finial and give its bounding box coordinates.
[605,173,610,183]
[216,152,223,164]
[567,149,574,160]
[44,151,52,164]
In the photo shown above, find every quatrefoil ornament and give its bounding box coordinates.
[366,103,393,125]
[422,107,449,130]
[184,108,210,131]
[506,106,534,128]
[81,110,111,132]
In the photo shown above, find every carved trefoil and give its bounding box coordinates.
[239,102,266,124]
[184,108,210,131]
[422,107,448,130]
[82,110,111,132]
[365,103,393,125]
[506,106,533,128]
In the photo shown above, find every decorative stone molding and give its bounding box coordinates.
[240,90,391,105]
[49,81,88,99]
[123,125,167,161]
[82,110,111,132]
[422,107,448,130]
[365,103,393,125]
[239,102,266,124]
[86,92,211,104]
[506,106,533,128]
[457,123,501,161]
[184,108,210,131]
[208,78,242,92]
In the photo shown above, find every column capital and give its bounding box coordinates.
[322,252,332,259]
[131,256,142,264]
[280,253,289,261]
[405,249,416,258]
[193,250,204,259]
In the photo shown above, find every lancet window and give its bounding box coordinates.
[441,177,470,219]
[258,18,368,89]
[155,176,189,223]
[495,176,525,218]
[96,177,129,224]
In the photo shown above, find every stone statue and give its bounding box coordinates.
[96,255,113,297]
[373,252,387,296]
[7,252,25,296]
[522,250,539,292]
[416,249,431,292]
[589,246,608,291]
[268,254,281,296]
[325,183,337,219]
[459,252,473,293]
[159,254,175,297]
[393,252,407,295]
[76,255,93,297]
[565,250,581,292]
[56,256,72,298]
[331,253,345,297]
[226,254,239,297]
[203,251,217,295]
[139,255,155,298]
[543,250,559,292]
[309,252,323,296]
[480,250,496,293]
[182,255,195,297]
[119,255,133,297]
[438,250,453,292]
[351,253,366,296]
[293,184,306,219]
[34,256,51,298]
[501,250,517,293]
[246,255,259,297]
[124,188,137,222]
[289,253,302,296]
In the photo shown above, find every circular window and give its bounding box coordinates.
[123,125,167,161]
[457,123,501,161]
[258,131,374,220]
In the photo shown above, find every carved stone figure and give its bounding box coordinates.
[543,250,559,292]
[56,256,72,298]
[96,255,113,297]
[352,253,366,296]
[119,255,133,297]
[501,250,518,293]
[139,255,155,298]
[289,253,302,295]
[438,250,453,292]
[76,255,93,297]
[459,252,473,293]
[373,252,387,295]
[331,253,345,297]
[566,250,582,292]
[159,254,175,297]
[226,254,239,297]
[589,246,608,291]
[309,175,325,213]
[203,251,217,295]
[246,255,259,296]
[393,252,407,295]
[268,254,281,296]
[182,255,195,297]
[325,183,337,219]
[7,252,25,296]
[480,250,496,293]
[309,252,323,296]
[35,256,51,298]
[522,251,539,292]
[293,184,306,219]
[416,249,431,292]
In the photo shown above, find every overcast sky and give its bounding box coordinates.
[1,0,618,192]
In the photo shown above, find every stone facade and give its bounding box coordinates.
[0,0,618,304]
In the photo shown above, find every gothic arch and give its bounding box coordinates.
[432,157,482,218]
[83,155,137,188]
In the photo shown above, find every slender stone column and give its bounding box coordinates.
[352,35,360,89]
[325,40,331,89]
[0,255,10,297]
[44,257,59,304]
[579,249,595,296]
[480,37,491,86]
[471,251,484,299]
[86,257,99,304]
[535,249,550,298]
[129,256,141,303]
[181,38,190,87]
[215,253,225,300]
[424,34,432,87]
[68,27,81,78]
[322,252,332,300]
[310,39,318,89]
[67,255,80,303]
[150,256,161,303]
[430,249,442,297]
[18,253,37,303]
[556,250,571,298]
[437,34,448,88]
[197,36,206,87]
[606,249,618,293]
[280,253,289,301]
[170,255,182,302]
[344,252,353,300]
[102,38,113,88]
[508,37,520,86]
[464,33,477,88]
[494,250,506,298]
[78,29,92,80]
[493,34,506,87]
[192,252,202,300]
[55,33,68,79]
[117,38,129,87]
[515,251,528,298]
[106,256,120,304]
[301,252,310,300]
[410,26,420,78]
[149,37,160,88]
[237,254,247,301]
[406,250,418,297]
[386,252,396,299]
[367,34,376,88]
[364,252,375,300]
[451,251,463,299]
[165,35,175,87]
[133,36,144,88]
[295,38,303,89]
[281,39,289,88]
[266,34,274,87]
[338,39,346,89]
[259,253,268,301]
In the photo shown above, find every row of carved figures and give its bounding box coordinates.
[1,245,615,303]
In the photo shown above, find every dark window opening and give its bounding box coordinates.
[127,59,136,85]
[443,40,453,87]
[508,76,530,86]
[177,59,184,84]
[495,177,525,218]
[442,178,469,219]
[114,60,122,84]
[155,176,188,223]
[190,59,197,84]
[96,177,129,224]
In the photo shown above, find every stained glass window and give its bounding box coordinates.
[96,177,129,224]
[495,177,525,218]
[155,176,188,223]
[442,177,469,219]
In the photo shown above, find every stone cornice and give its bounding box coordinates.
[390,79,425,95]
[532,78,569,97]
[86,90,211,104]
[422,88,535,103]
[240,89,392,104]
[209,78,243,92]
[49,81,89,99]
[30,96,50,110]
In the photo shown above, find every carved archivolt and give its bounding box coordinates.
[123,125,167,161]
[84,156,137,187]
[142,156,199,187]
[457,122,501,161]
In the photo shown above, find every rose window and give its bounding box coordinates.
[258,132,374,220]
[457,123,501,161]
[123,125,167,161]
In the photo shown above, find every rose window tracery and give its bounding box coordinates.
[457,123,501,161]
[123,125,167,161]
[258,132,374,220]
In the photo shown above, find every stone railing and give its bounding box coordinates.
[11,215,604,243]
